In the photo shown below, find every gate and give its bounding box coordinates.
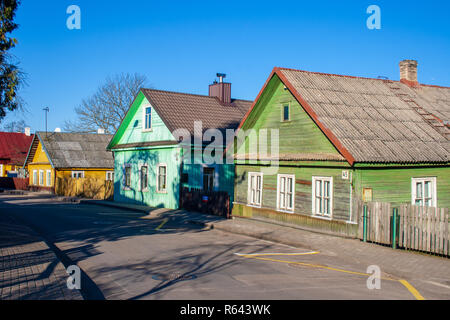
[180,187,230,218]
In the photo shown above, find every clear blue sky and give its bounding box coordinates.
[4,0,450,132]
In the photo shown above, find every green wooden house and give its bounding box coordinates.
[233,60,449,236]
[107,76,252,209]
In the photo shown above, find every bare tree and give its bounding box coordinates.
[2,119,28,132]
[64,73,148,134]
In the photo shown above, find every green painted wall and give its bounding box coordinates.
[234,164,352,221]
[113,147,181,209]
[354,165,450,208]
[108,92,175,148]
[236,75,340,157]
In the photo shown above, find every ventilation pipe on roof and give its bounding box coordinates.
[209,73,231,104]
[24,127,31,136]
[399,60,419,87]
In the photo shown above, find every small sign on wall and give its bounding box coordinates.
[342,170,349,180]
[363,188,373,202]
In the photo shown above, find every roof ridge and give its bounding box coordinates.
[276,67,450,89]
[142,88,253,102]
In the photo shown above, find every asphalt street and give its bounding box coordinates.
[0,193,445,300]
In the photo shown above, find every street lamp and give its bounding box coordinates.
[43,107,49,136]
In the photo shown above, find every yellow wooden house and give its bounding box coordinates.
[24,132,114,198]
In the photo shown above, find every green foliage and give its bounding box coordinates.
[0,0,22,120]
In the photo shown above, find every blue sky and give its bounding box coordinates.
[4,0,450,132]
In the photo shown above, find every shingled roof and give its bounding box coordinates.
[25,132,114,169]
[141,89,252,136]
[242,67,450,164]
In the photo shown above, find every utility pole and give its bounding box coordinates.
[43,107,49,137]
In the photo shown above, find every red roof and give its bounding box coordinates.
[0,132,34,166]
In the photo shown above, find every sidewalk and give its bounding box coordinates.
[87,200,450,288]
[0,214,83,300]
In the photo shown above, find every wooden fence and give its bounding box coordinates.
[55,177,113,200]
[180,187,230,218]
[398,205,449,256]
[0,177,29,190]
[357,201,392,245]
[356,200,449,257]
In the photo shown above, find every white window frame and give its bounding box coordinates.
[203,167,215,192]
[312,176,333,218]
[142,105,152,132]
[71,171,85,179]
[46,170,52,187]
[411,177,437,207]
[105,171,114,181]
[123,164,131,190]
[0,164,3,177]
[39,170,44,186]
[156,163,167,193]
[247,172,263,207]
[277,174,295,212]
[138,164,149,192]
[33,170,37,185]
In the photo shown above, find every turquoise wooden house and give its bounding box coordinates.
[233,60,449,236]
[107,76,252,209]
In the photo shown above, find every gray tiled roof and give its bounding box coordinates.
[141,89,252,137]
[38,132,114,168]
[279,68,450,163]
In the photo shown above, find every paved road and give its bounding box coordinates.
[0,193,446,300]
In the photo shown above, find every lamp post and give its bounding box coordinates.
[43,107,49,136]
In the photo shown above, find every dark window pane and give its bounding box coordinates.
[283,105,289,121]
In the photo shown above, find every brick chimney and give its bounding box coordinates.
[399,60,419,87]
[209,73,231,104]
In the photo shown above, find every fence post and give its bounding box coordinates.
[363,205,368,242]
[392,208,398,249]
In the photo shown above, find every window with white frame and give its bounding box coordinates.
[39,170,44,186]
[203,167,215,191]
[33,170,37,185]
[143,106,152,131]
[106,171,114,181]
[248,172,263,206]
[157,164,167,192]
[46,170,51,186]
[71,171,84,179]
[312,176,333,217]
[124,165,131,188]
[0,164,3,177]
[140,165,148,191]
[411,177,436,207]
[277,174,295,212]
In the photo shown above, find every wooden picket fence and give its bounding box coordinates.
[356,200,449,257]
[398,205,449,256]
[357,201,392,245]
